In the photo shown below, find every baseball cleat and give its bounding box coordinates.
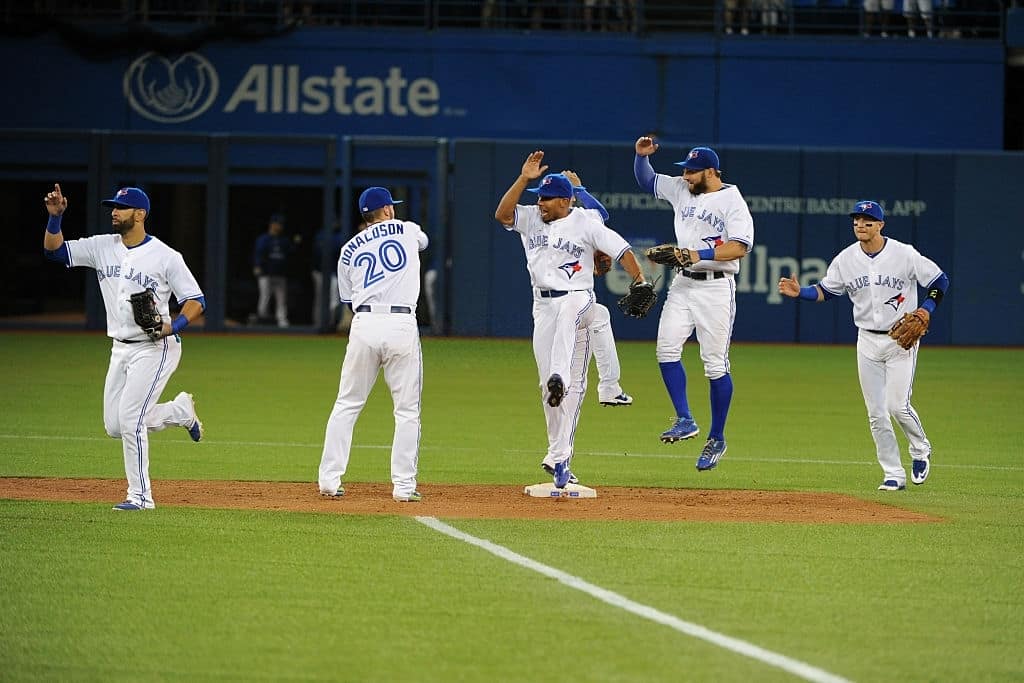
[320,486,345,498]
[911,455,931,485]
[553,461,574,489]
[600,393,634,406]
[541,463,579,485]
[696,438,727,471]
[112,500,150,511]
[877,479,906,491]
[660,417,699,443]
[393,491,422,502]
[546,374,565,407]
[177,392,204,442]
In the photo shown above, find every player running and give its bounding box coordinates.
[779,200,949,490]
[43,183,206,510]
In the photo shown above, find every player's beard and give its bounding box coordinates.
[112,215,134,235]
[687,172,709,195]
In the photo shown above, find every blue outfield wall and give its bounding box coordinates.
[450,141,1024,346]
[0,29,1005,150]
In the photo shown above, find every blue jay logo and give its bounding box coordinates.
[124,52,219,123]
[884,293,906,311]
[559,261,583,279]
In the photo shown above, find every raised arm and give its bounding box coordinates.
[563,169,610,222]
[43,183,67,252]
[634,137,658,194]
[495,150,547,226]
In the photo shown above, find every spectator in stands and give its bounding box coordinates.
[725,0,752,34]
[863,0,894,36]
[903,0,935,36]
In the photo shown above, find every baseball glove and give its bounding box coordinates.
[645,244,693,270]
[129,289,164,340]
[888,309,929,350]
[594,250,613,277]
[617,279,658,319]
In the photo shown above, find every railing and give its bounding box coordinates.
[0,0,1007,40]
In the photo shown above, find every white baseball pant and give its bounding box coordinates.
[319,312,422,499]
[103,336,193,508]
[655,274,736,379]
[589,303,624,402]
[533,291,595,466]
[856,330,931,487]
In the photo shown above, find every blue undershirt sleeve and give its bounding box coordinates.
[574,189,609,221]
[634,155,656,194]
[43,243,70,266]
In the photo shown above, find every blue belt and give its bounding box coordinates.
[116,338,146,344]
[865,329,889,335]
[355,305,412,314]
[538,290,568,298]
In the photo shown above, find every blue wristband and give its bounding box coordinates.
[171,314,189,335]
[46,215,62,234]
[697,248,715,261]
[799,285,819,301]
[920,299,936,314]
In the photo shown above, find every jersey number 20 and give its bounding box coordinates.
[353,239,408,288]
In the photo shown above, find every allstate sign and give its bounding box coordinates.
[124,52,219,123]
[123,51,443,124]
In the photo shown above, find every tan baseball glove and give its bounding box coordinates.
[888,309,929,349]
[645,244,693,270]
[594,250,613,277]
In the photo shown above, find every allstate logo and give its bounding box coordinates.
[124,52,219,123]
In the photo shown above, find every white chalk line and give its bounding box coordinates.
[415,516,853,683]
[1,433,1020,472]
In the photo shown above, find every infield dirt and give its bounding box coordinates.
[0,477,940,523]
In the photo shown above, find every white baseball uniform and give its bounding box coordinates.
[573,206,627,403]
[509,204,632,467]
[318,219,428,500]
[818,237,942,486]
[652,174,754,376]
[62,233,204,509]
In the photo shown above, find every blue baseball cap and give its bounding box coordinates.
[101,187,150,214]
[359,187,403,213]
[526,173,574,199]
[849,200,885,221]
[674,146,720,171]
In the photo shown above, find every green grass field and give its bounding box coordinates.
[1,331,1022,682]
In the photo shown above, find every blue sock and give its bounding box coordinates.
[708,374,733,441]
[659,361,692,419]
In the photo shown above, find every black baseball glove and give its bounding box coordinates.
[645,244,694,270]
[129,289,164,340]
[617,279,658,319]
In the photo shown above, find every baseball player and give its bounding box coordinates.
[778,200,949,490]
[42,183,206,511]
[495,151,648,488]
[318,187,427,503]
[563,170,633,408]
[252,213,297,328]
[634,138,754,471]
